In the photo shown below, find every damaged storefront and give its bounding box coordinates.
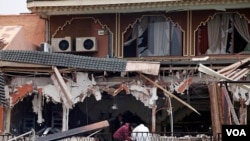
[0,50,217,141]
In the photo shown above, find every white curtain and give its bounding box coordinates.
[171,25,182,56]
[206,13,250,54]
[207,14,233,54]
[140,17,170,56]
[206,15,221,54]
[232,14,250,43]
[151,21,170,56]
[220,14,230,54]
[125,16,181,57]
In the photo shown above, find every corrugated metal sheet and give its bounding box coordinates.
[0,50,127,72]
[0,50,127,105]
[0,72,6,105]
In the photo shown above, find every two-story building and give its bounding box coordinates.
[0,0,250,140]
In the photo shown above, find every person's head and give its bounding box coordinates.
[118,113,123,121]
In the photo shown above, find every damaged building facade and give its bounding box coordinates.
[0,0,250,140]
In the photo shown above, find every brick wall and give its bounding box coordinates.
[0,14,45,47]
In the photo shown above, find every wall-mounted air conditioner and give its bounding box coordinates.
[76,37,98,52]
[51,37,72,52]
[40,42,52,53]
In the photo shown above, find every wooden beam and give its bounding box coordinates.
[4,108,11,133]
[229,68,249,81]
[151,104,156,132]
[220,86,239,125]
[51,66,73,109]
[198,63,250,91]
[208,83,221,141]
[126,61,160,75]
[139,73,200,115]
[36,120,109,141]
[217,57,250,74]
[240,99,247,125]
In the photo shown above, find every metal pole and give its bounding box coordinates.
[168,96,173,137]
[8,129,35,141]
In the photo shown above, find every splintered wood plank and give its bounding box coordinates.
[217,57,250,74]
[221,86,239,125]
[51,66,73,109]
[139,73,200,115]
[198,63,250,91]
[126,61,160,75]
[36,120,109,141]
[229,68,249,81]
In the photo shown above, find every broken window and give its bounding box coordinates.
[195,13,250,55]
[123,16,183,57]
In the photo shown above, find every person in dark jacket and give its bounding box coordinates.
[113,122,133,141]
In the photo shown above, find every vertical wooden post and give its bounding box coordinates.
[62,104,69,131]
[217,85,224,125]
[208,83,221,141]
[151,104,156,132]
[4,107,11,134]
[240,99,247,125]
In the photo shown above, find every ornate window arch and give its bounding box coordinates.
[195,13,250,55]
[122,15,183,57]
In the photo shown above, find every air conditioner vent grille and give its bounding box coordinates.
[58,40,70,51]
[51,37,72,52]
[76,37,97,52]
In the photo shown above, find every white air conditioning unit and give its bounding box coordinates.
[76,37,98,52]
[40,42,52,53]
[51,37,72,52]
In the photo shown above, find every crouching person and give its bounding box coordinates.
[113,122,133,141]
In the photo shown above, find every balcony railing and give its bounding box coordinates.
[1,131,213,141]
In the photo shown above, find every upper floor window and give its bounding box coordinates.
[123,16,183,57]
[196,13,250,55]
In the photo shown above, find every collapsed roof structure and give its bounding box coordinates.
[0,0,250,140]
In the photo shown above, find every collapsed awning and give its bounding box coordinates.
[0,50,160,74]
[0,50,160,105]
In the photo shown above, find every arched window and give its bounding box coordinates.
[123,15,183,57]
[195,13,250,55]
